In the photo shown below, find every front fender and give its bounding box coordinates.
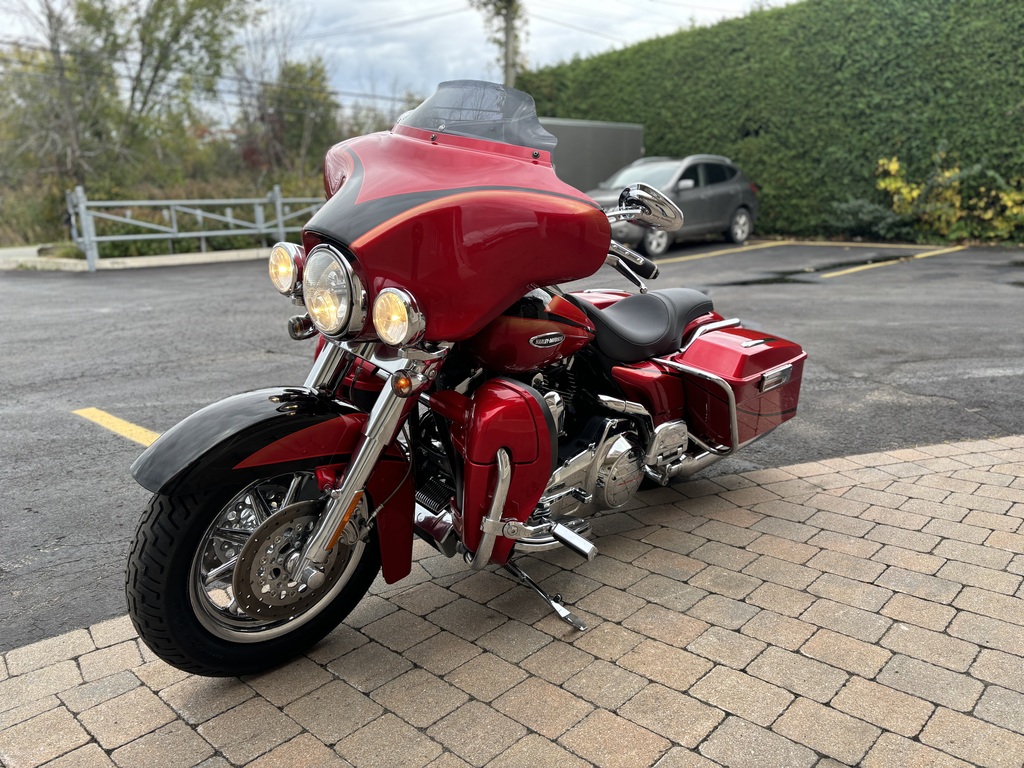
[130,387,414,583]
[131,388,366,495]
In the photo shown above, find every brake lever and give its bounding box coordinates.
[604,253,648,294]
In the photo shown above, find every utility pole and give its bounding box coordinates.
[471,0,524,87]
[503,5,514,86]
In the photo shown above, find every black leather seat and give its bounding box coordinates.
[572,288,714,363]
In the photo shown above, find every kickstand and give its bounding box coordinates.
[503,560,587,631]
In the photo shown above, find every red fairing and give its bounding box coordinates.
[465,294,595,372]
[432,381,553,566]
[305,127,612,342]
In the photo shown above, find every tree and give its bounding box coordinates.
[0,0,119,188]
[469,0,527,86]
[258,59,341,177]
[74,0,258,148]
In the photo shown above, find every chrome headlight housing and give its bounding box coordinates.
[373,288,426,347]
[268,242,304,294]
[301,245,365,337]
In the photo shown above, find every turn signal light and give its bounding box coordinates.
[392,371,415,397]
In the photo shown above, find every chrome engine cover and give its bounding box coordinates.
[591,435,645,509]
[535,415,647,517]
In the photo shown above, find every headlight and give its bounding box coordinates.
[302,245,363,336]
[268,242,304,294]
[373,288,425,346]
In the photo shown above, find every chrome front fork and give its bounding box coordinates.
[291,341,448,589]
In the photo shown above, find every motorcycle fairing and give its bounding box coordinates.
[130,387,414,583]
[431,379,555,566]
[304,127,612,342]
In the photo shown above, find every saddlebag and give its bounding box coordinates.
[669,327,806,448]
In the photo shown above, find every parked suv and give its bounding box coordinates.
[586,155,758,256]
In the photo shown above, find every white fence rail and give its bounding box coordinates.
[66,185,324,272]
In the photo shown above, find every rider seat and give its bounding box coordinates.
[571,288,714,363]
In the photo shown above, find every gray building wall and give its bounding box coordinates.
[539,118,645,194]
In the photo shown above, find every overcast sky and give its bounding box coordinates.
[1,0,796,112]
[288,0,795,108]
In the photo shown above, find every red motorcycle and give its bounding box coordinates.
[127,80,805,676]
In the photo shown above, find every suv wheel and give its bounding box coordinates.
[642,229,672,257]
[726,208,752,244]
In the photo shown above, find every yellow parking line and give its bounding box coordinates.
[820,245,966,279]
[73,407,160,447]
[793,240,927,250]
[657,240,794,265]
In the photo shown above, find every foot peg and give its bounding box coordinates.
[504,560,587,631]
[551,522,597,561]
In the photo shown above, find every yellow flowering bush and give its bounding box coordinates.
[876,154,1024,242]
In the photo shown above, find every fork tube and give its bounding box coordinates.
[292,346,447,586]
[304,341,347,392]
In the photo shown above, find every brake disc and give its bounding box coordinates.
[231,500,349,621]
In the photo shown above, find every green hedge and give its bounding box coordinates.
[518,0,1024,238]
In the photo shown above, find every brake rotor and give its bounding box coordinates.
[231,500,349,621]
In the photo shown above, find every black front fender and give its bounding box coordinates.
[131,388,366,496]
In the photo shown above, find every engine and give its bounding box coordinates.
[535,414,646,518]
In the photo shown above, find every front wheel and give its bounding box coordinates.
[726,207,753,244]
[125,472,381,677]
[642,228,673,257]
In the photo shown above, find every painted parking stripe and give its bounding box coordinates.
[793,240,927,251]
[73,407,159,447]
[657,240,794,265]
[820,245,967,279]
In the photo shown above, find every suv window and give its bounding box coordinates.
[679,165,701,186]
[604,161,680,189]
[704,163,736,185]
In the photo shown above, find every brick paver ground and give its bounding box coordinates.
[2,436,1024,767]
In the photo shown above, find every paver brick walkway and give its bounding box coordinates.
[2,436,1024,767]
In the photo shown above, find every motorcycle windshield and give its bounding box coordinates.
[304,80,611,342]
[395,80,557,154]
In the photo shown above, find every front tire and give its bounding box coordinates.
[126,475,381,677]
[726,207,753,244]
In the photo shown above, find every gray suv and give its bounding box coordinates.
[586,155,759,256]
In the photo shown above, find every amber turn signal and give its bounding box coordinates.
[392,371,415,397]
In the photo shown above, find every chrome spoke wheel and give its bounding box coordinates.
[187,472,367,642]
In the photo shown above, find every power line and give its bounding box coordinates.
[527,13,630,44]
[0,48,412,106]
[297,6,471,42]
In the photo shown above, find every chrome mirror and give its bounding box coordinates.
[610,182,684,232]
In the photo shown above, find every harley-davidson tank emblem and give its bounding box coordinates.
[529,332,565,348]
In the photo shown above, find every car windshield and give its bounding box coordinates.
[396,80,557,153]
[602,161,679,189]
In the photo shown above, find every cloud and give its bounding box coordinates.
[293,0,777,103]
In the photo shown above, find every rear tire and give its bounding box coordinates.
[126,481,380,677]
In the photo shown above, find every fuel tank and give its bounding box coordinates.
[463,290,595,372]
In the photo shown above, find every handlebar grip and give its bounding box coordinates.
[631,254,660,280]
[610,241,660,280]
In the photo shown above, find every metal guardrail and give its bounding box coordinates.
[66,185,324,272]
